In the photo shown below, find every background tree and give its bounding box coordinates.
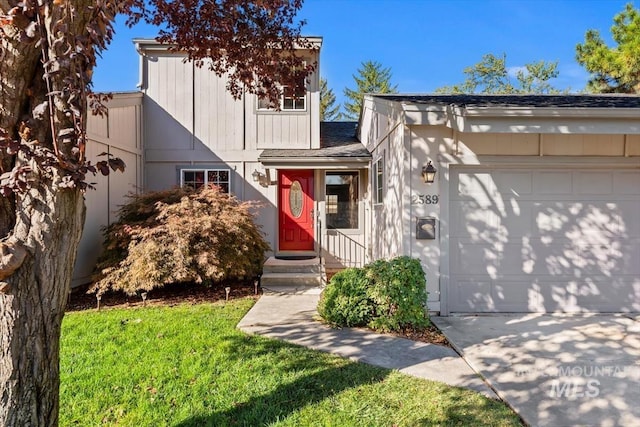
[436,53,563,94]
[576,3,640,93]
[0,1,312,425]
[320,77,341,121]
[343,60,398,120]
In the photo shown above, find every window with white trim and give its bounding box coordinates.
[373,156,384,204]
[181,169,230,193]
[257,63,307,111]
[258,85,306,111]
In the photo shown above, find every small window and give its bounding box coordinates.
[181,168,230,193]
[373,157,384,204]
[257,64,307,111]
[282,85,306,110]
[258,86,306,111]
[325,171,359,229]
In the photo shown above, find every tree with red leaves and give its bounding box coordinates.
[0,1,313,424]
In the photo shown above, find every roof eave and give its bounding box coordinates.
[461,107,640,119]
[134,36,323,54]
[258,156,371,169]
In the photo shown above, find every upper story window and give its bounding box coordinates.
[181,169,230,193]
[373,156,384,204]
[258,85,306,111]
[257,63,308,111]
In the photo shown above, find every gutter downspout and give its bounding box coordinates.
[135,42,145,89]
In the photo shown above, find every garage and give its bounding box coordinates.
[360,94,640,315]
[449,166,640,313]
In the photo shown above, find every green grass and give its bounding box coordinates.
[60,298,521,426]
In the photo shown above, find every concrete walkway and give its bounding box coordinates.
[237,289,496,398]
[433,314,640,427]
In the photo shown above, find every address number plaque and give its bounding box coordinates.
[411,194,439,205]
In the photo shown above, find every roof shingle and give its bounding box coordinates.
[374,94,640,109]
[260,121,370,159]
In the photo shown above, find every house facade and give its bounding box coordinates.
[77,39,640,315]
[76,37,372,285]
[360,94,640,315]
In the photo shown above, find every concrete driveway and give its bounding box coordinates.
[433,314,640,427]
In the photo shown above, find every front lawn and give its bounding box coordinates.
[60,298,521,426]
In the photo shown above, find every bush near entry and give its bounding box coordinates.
[317,267,372,327]
[91,186,269,296]
[318,256,429,332]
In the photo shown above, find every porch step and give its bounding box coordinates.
[260,272,323,289]
[260,256,325,292]
[262,258,322,274]
[261,283,323,295]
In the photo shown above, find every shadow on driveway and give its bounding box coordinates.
[433,314,640,427]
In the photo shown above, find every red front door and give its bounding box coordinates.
[279,170,314,251]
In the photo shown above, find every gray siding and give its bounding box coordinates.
[73,93,143,286]
[138,45,320,254]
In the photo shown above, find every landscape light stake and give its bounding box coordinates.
[254,279,259,295]
[96,294,101,311]
[141,292,148,306]
[225,287,231,301]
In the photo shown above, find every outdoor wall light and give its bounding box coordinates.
[251,169,270,187]
[421,161,437,184]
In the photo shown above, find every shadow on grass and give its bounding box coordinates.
[174,333,389,426]
[174,363,388,427]
[173,334,520,427]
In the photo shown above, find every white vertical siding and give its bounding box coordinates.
[256,112,310,149]
[309,90,320,148]
[194,62,244,151]
[370,122,405,261]
[144,54,194,152]
[73,93,144,286]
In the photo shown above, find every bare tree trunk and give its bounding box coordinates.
[0,187,85,426]
[0,1,92,424]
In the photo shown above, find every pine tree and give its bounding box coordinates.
[320,78,341,121]
[576,3,640,93]
[343,61,398,120]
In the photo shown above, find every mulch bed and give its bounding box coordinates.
[66,281,258,312]
[387,325,451,347]
[66,282,450,347]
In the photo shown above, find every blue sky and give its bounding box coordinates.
[93,0,633,109]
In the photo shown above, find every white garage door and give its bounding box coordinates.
[449,167,640,313]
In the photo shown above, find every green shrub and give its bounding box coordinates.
[91,186,269,296]
[317,268,373,327]
[318,256,429,332]
[366,256,429,332]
